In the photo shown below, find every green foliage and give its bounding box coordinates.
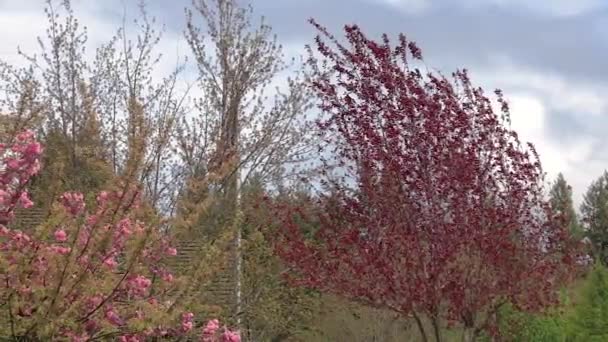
[239,176,319,341]
[486,265,608,342]
[29,114,113,209]
[495,304,566,342]
[581,171,608,264]
[550,173,583,239]
[566,264,608,341]
[241,227,319,341]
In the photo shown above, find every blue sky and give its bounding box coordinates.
[1,0,607,206]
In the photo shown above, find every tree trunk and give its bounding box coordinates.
[412,312,429,342]
[462,327,476,342]
[431,316,442,342]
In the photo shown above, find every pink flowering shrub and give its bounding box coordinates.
[0,131,240,341]
[0,130,41,223]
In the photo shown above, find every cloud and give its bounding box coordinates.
[490,93,595,207]
[364,0,431,14]
[361,0,605,17]
[476,56,608,117]
[506,94,594,175]
[0,11,46,66]
[463,0,606,17]
[0,1,120,67]
[477,62,602,207]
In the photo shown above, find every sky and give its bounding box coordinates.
[1,0,607,207]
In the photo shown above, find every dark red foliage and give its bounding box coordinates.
[274,20,577,334]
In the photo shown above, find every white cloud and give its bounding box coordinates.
[0,1,190,83]
[462,0,605,17]
[367,0,604,16]
[506,94,594,199]
[0,11,47,66]
[479,55,608,117]
[0,1,120,67]
[365,0,431,14]
[476,60,603,207]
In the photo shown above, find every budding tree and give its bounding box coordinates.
[179,0,315,330]
[0,0,186,213]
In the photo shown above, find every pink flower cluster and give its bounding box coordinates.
[0,131,243,341]
[182,312,195,332]
[1,132,243,340]
[60,192,86,216]
[201,318,241,342]
[0,130,42,223]
[127,275,152,297]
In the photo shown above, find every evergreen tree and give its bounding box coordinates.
[581,171,608,264]
[28,85,113,210]
[239,175,319,341]
[550,173,583,238]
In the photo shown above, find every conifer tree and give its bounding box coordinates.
[550,173,582,238]
[581,171,608,264]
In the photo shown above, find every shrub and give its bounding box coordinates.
[0,131,240,341]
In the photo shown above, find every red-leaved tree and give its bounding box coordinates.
[274,20,577,341]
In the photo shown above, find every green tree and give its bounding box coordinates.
[581,171,608,264]
[550,173,583,239]
[493,303,566,342]
[29,86,113,209]
[566,264,608,341]
[238,175,319,341]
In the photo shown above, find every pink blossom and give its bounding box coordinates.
[182,321,194,332]
[0,189,8,205]
[202,319,220,341]
[181,312,195,332]
[25,142,42,155]
[85,214,99,226]
[119,335,141,342]
[103,257,118,269]
[50,245,71,255]
[221,330,241,342]
[105,308,124,326]
[54,229,67,242]
[162,272,174,283]
[15,130,34,142]
[128,275,152,296]
[27,160,41,176]
[13,231,30,242]
[96,191,109,204]
[6,158,21,170]
[166,247,177,256]
[116,218,133,237]
[18,191,33,208]
[60,192,85,216]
